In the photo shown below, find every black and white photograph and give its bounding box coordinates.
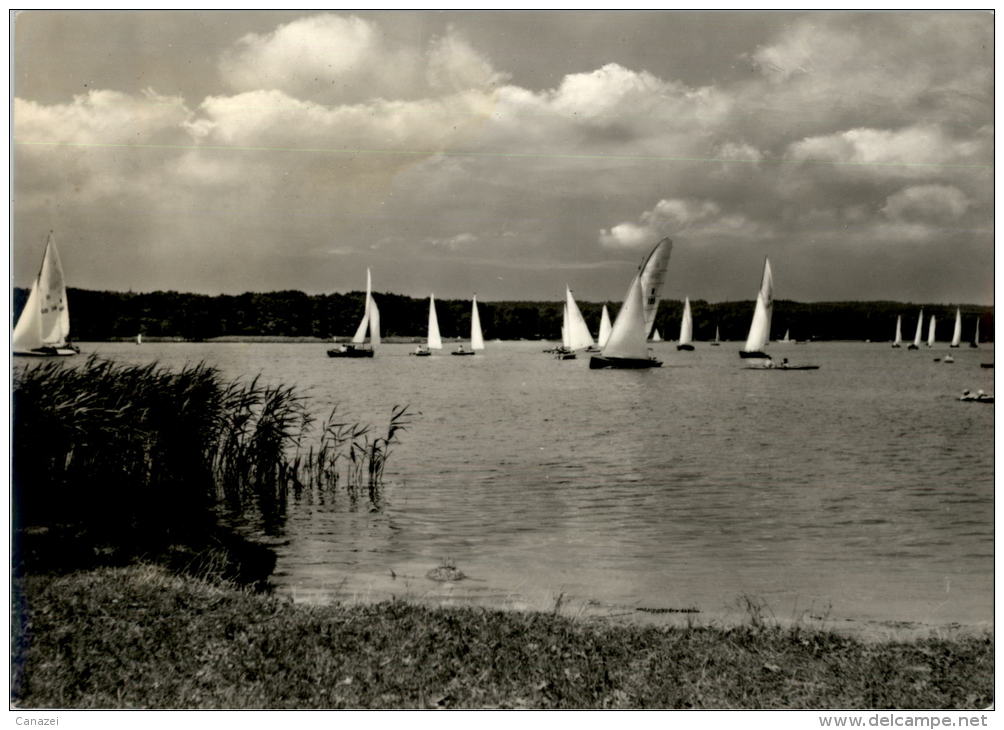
[10,9,994,715]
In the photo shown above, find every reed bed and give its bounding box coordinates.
[13,356,411,574]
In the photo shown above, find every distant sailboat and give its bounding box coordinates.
[710,325,721,346]
[328,268,379,358]
[950,308,962,348]
[677,297,694,351]
[780,329,792,344]
[590,238,671,369]
[739,257,773,359]
[651,328,663,342]
[136,333,143,345]
[13,233,79,357]
[412,294,442,356]
[597,305,613,348]
[453,295,484,356]
[926,315,936,348]
[970,318,980,348]
[891,315,902,348]
[556,287,595,359]
[907,309,922,350]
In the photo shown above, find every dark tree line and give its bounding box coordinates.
[12,287,995,343]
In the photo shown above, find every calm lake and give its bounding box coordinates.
[74,340,994,631]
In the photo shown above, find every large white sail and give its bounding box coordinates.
[471,295,485,350]
[893,315,903,346]
[13,235,72,353]
[950,308,962,347]
[912,309,923,347]
[565,287,595,350]
[602,277,648,360]
[651,329,662,342]
[561,302,570,348]
[638,237,673,338]
[678,297,693,346]
[368,294,381,345]
[598,305,612,347]
[742,258,774,353]
[427,294,442,349]
[351,268,372,343]
[714,325,720,343]
[972,318,980,347]
[927,315,936,347]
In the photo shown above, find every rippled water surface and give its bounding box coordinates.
[80,341,994,627]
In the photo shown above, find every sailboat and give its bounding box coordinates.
[597,305,613,348]
[412,294,442,356]
[739,257,773,359]
[926,315,936,348]
[590,238,672,369]
[328,269,379,358]
[970,318,980,348]
[891,315,903,348]
[452,295,484,356]
[710,325,721,346]
[556,287,595,360]
[780,329,793,344]
[651,329,663,343]
[13,233,79,357]
[950,308,962,348]
[136,333,143,345]
[676,297,694,351]
[907,309,922,350]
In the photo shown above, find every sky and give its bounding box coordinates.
[12,11,994,304]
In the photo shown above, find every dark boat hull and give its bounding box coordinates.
[14,345,79,357]
[745,365,820,371]
[907,345,919,350]
[676,344,695,351]
[891,344,901,348]
[327,346,374,358]
[589,355,662,369]
[451,351,476,356]
[981,363,993,368]
[739,350,770,359]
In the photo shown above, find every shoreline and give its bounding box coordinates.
[13,564,993,709]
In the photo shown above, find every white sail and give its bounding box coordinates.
[602,277,649,360]
[13,235,72,352]
[950,308,962,347]
[651,329,662,342]
[471,295,485,350]
[638,237,673,338]
[598,305,612,347]
[927,315,936,347]
[427,294,442,349]
[678,297,693,345]
[742,258,774,353]
[136,333,142,345]
[565,287,595,350]
[368,294,381,345]
[973,318,980,346]
[351,268,372,344]
[912,309,923,347]
[561,302,570,348]
[781,329,791,344]
[714,325,720,343]
[893,315,903,346]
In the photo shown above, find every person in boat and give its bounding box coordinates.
[960,390,976,401]
[781,358,789,369]
[457,344,466,353]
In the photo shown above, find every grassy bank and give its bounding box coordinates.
[12,565,993,709]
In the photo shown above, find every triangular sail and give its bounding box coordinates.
[602,277,649,360]
[972,319,980,347]
[598,305,612,347]
[742,258,774,353]
[781,329,790,343]
[651,329,662,342]
[951,308,962,347]
[714,325,720,344]
[678,297,693,345]
[565,287,595,350]
[471,295,484,350]
[13,235,71,352]
[912,309,923,347]
[368,294,381,345]
[352,268,372,343]
[927,315,936,347]
[893,315,903,346]
[561,302,570,348]
[638,237,673,338]
[427,295,442,349]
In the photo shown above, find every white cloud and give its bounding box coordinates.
[427,232,478,249]
[882,184,970,222]
[787,125,984,170]
[599,199,724,249]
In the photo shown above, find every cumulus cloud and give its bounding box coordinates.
[599,199,724,248]
[882,184,970,222]
[787,125,985,171]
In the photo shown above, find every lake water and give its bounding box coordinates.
[74,340,994,632]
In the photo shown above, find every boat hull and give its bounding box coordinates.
[451,350,476,357]
[676,344,695,351]
[327,346,374,358]
[555,352,576,360]
[745,365,820,371]
[411,351,432,357]
[891,344,901,348]
[589,355,662,369]
[739,350,771,359]
[907,345,919,350]
[14,346,79,357]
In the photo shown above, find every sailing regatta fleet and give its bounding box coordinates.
[12,234,990,365]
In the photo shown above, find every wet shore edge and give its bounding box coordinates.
[11,528,993,710]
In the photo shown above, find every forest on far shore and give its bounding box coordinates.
[12,288,995,344]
